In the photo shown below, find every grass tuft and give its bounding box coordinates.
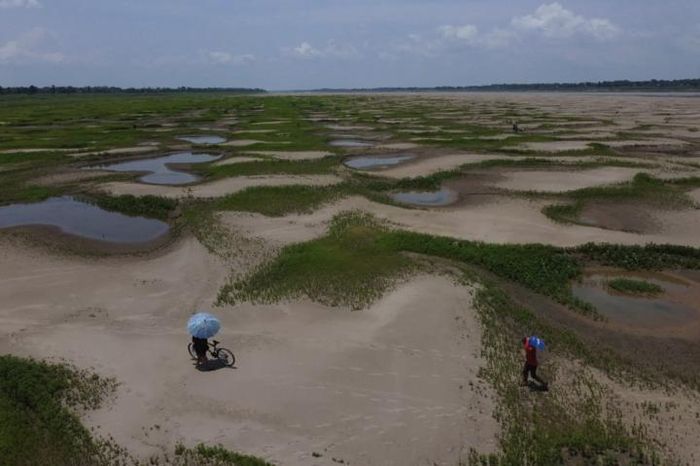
[173,443,272,466]
[607,278,663,296]
[90,194,177,220]
[205,156,339,178]
[0,355,116,466]
[215,185,345,216]
[542,173,700,224]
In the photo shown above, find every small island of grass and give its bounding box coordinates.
[607,277,664,296]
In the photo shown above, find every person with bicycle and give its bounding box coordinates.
[187,312,235,369]
[192,336,209,367]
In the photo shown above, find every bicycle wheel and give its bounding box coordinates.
[215,348,236,367]
[187,343,196,359]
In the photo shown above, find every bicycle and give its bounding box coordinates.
[188,339,236,367]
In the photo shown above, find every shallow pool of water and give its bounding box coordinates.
[572,273,696,327]
[391,188,457,206]
[91,152,220,185]
[0,197,169,243]
[343,154,416,169]
[177,135,226,145]
[329,139,374,148]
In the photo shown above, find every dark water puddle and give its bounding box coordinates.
[90,152,220,185]
[329,139,374,148]
[343,154,416,169]
[391,188,457,206]
[177,135,226,145]
[572,272,697,327]
[0,196,169,243]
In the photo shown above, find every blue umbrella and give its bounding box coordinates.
[529,336,546,351]
[187,312,221,339]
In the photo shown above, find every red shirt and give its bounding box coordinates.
[524,341,538,366]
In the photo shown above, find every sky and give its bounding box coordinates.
[0,0,699,90]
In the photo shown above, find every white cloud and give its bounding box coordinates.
[395,2,620,56]
[205,51,255,65]
[287,41,360,59]
[0,28,64,64]
[439,25,478,43]
[292,42,322,58]
[0,0,40,8]
[480,28,517,49]
[512,3,619,40]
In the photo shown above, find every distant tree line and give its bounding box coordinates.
[0,85,266,95]
[312,78,700,93]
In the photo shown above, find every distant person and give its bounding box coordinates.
[512,121,520,133]
[521,336,548,389]
[192,336,209,366]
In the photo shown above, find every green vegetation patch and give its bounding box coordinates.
[0,153,68,205]
[380,230,591,313]
[215,184,346,216]
[173,444,272,466]
[227,96,331,151]
[90,194,177,221]
[575,243,700,270]
[0,355,116,466]
[543,173,700,224]
[607,278,663,296]
[206,156,339,178]
[0,93,250,151]
[0,181,60,206]
[219,212,414,309]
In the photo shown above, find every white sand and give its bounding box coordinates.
[690,188,700,205]
[520,141,592,152]
[376,142,421,150]
[213,157,265,166]
[245,150,333,160]
[233,129,277,134]
[67,146,160,158]
[222,139,265,147]
[376,153,519,179]
[99,175,343,198]
[325,124,374,131]
[493,167,643,193]
[251,120,290,125]
[241,196,700,248]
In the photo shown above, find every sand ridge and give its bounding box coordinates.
[492,167,645,192]
[245,150,334,160]
[221,195,700,248]
[99,174,343,198]
[374,153,519,178]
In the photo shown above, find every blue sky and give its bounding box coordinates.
[1,0,698,89]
